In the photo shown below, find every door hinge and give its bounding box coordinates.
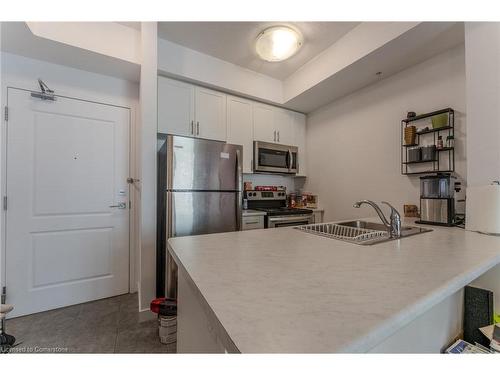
[3,196,7,211]
[4,106,8,122]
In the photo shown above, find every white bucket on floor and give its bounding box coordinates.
[159,315,177,349]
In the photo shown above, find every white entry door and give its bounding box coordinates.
[5,88,130,317]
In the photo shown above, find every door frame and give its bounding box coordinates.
[0,85,138,303]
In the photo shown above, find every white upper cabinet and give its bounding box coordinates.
[158,76,195,136]
[158,76,307,176]
[274,109,294,145]
[227,95,254,174]
[253,103,276,143]
[253,103,295,145]
[158,77,227,141]
[195,87,227,142]
[291,112,307,177]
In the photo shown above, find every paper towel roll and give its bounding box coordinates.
[466,184,500,234]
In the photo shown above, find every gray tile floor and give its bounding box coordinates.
[5,293,172,353]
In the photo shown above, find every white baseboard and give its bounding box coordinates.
[138,308,156,322]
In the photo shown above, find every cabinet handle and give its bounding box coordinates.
[245,221,260,225]
[191,121,194,135]
[277,131,280,142]
[273,130,276,142]
[197,121,200,136]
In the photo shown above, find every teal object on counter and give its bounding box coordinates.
[431,113,448,129]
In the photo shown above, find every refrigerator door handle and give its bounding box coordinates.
[165,191,177,299]
[235,148,242,231]
[166,191,174,238]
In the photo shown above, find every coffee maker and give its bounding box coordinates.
[416,174,456,226]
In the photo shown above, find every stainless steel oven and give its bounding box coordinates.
[253,141,298,174]
[244,190,314,228]
[267,214,314,228]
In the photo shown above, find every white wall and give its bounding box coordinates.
[138,22,158,314]
[158,38,283,105]
[26,22,141,65]
[243,174,302,194]
[304,45,466,221]
[0,52,140,293]
[1,52,139,108]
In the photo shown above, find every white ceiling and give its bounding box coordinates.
[156,22,360,80]
[1,22,140,82]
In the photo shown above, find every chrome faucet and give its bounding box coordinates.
[353,200,402,238]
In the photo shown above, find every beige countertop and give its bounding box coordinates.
[167,218,500,353]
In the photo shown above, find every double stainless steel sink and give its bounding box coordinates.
[295,220,432,245]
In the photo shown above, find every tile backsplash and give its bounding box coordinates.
[243,174,306,193]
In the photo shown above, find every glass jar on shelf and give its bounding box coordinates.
[436,135,443,149]
[446,135,455,148]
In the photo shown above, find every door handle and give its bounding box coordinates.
[109,202,127,209]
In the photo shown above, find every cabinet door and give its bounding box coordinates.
[227,96,254,174]
[242,216,264,230]
[253,103,276,143]
[291,112,307,176]
[158,76,195,136]
[195,87,227,141]
[274,109,294,145]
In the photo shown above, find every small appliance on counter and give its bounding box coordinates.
[244,190,314,228]
[416,174,456,226]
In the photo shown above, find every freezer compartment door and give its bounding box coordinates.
[169,136,242,191]
[168,191,242,237]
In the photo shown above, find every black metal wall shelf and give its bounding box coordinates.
[416,126,453,135]
[401,108,455,176]
[403,160,438,165]
[404,170,455,176]
[402,107,453,123]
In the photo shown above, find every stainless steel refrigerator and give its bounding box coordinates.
[157,134,243,298]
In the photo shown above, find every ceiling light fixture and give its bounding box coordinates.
[255,26,303,62]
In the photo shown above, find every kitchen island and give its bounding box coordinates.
[167,218,500,353]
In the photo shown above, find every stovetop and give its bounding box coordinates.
[255,207,313,216]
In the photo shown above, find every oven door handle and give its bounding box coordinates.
[268,214,313,223]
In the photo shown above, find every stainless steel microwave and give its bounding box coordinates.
[253,141,298,174]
